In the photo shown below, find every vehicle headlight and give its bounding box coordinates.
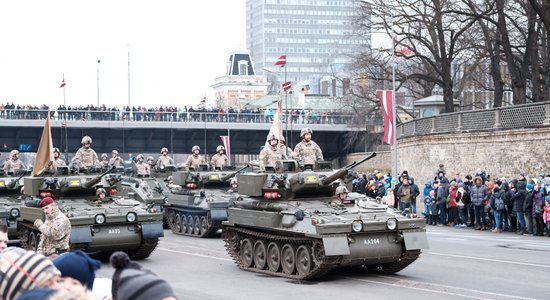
[126,212,137,222]
[10,208,20,218]
[351,220,363,232]
[386,218,397,230]
[95,214,106,224]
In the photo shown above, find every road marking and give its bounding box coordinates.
[425,252,550,269]
[157,247,232,262]
[344,275,537,300]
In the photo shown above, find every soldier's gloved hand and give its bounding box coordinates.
[34,219,44,228]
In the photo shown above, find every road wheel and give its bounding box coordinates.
[180,214,188,233]
[240,238,254,267]
[29,232,38,251]
[281,243,297,275]
[193,216,201,235]
[187,215,194,234]
[296,245,313,276]
[199,216,209,235]
[267,242,282,272]
[253,239,268,270]
[173,214,181,233]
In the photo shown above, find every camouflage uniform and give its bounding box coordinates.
[73,147,99,167]
[3,158,26,173]
[53,157,66,168]
[36,206,71,256]
[259,145,287,171]
[109,156,125,167]
[135,161,150,176]
[294,140,323,165]
[186,155,206,170]
[157,155,175,167]
[281,145,295,159]
[210,153,228,170]
[99,158,109,169]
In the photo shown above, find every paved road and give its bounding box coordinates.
[97,227,550,300]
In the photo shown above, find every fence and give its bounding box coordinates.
[397,101,550,138]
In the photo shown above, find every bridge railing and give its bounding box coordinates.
[0,109,363,125]
[397,101,550,138]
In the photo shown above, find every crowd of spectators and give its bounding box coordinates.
[0,102,358,125]
[352,165,550,237]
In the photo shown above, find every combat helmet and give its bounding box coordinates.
[53,147,60,153]
[10,149,19,157]
[266,133,278,142]
[192,145,200,152]
[136,154,144,161]
[300,127,312,138]
[96,188,106,196]
[81,136,92,145]
[160,147,168,154]
[216,145,225,152]
[335,185,349,195]
[112,150,119,155]
[101,153,108,159]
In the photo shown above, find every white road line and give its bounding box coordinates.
[157,247,232,262]
[425,252,550,269]
[350,275,538,300]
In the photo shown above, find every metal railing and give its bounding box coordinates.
[397,102,550,138]
[0,109,364,125]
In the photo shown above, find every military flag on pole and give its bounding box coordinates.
[32,111,54,176]
[378,90,394,145]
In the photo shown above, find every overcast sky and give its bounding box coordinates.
[0,0,246,109]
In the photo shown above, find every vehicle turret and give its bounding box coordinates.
[237,153,376,200]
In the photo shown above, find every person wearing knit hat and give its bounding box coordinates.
[0,249,61,300]
[53,250,101,290]
[110,251,177,300]
[33,196,71,258]
[18,285,96,300]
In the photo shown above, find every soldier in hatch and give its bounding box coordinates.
[210,145,229,170]
[185,145,206,170]
[3,149,26,174]
[72,135,99,168]
[109,150,125,167]
[293,127,323,165]
[259,134,287,171]
[157,147,175,168]
[331,185,349,207]
[134,154,150,177]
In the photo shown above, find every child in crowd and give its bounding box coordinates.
[429,190,439,225]
[543,198,550,237]
[383,188,395,207]
[423,196,432,224]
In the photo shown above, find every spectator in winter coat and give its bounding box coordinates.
[532,185,545,236]
[436,178,449,226]
[470,176,490,230]
[489,186,505,233]
[511,181,527,234]
[409,177,420,217]
[524,183,535,234]
[543,198,550,237]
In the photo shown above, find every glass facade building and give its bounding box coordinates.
[246,0,370,94]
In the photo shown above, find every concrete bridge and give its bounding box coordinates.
[0,112,374,161]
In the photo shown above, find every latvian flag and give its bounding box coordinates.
[378,90,394,145]
[274,55,286,67]
[282,81,292,91]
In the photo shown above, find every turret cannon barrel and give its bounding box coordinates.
[82,166,116,189]
[221,165,250,182]
[320,152,376,186]
[234,199,288,212]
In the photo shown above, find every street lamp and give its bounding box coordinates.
[96,59,101,107]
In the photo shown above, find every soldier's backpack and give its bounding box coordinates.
[494,194,505,211]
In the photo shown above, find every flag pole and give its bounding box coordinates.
[62,73,66,107]
[284,53,288,146]
[391,15,398,182]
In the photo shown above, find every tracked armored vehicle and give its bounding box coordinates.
[0,170,28,239]
[17,166,164,260]
[163,164,247,238]
[222,153,429,280]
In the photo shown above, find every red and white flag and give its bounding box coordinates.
[282,81,292,91]
[378,90,394,145]
[60,79,66,88]
[220,136,230,164]
[274,55,286,67]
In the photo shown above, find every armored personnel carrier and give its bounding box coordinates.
[16,166,164,260]
[163,164,247,238]
[0,170,29,240]
[222,153,429,280]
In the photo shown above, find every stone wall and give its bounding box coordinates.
[347,126,550,185]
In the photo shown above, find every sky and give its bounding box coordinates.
[0,0,246,109]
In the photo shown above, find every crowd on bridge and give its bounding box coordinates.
[0,102,358,125]
[352,165,550,237]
